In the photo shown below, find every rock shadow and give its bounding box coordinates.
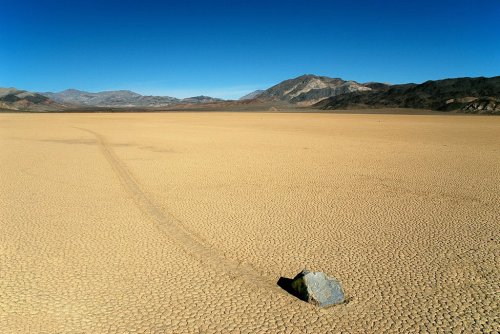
[277,276,306,302]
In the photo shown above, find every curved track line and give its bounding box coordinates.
[76,127,280,292]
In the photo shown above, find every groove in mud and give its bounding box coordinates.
[75,127,279,292]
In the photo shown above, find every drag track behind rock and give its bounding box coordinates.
[76,127,281,293]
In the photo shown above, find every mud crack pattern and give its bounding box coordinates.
[0,112,499,333]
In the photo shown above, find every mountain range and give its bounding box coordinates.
[314,76,500,112]
[42,89,223,108]
[1,74,498,113]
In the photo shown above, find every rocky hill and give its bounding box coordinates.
[42,89,181,107]
[0,88,64,111]
[180,96,224,104]
[41,89,225,108]
[252,74,376,106]
[240,90,265,100]
[313,76,500,113]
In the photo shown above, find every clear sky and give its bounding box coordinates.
[1,0,499,99]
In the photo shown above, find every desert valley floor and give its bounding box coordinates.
[0,112,499,333]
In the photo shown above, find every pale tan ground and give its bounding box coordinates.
[0,112,499,333]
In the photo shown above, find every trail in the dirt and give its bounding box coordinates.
[76,127,281,292]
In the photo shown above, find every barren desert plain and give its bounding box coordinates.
[0,111,499,333]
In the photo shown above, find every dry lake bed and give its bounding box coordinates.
[0,112,498,333]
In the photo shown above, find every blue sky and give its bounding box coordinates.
[1,0,499,99]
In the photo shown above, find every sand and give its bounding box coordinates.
[0,112,498,333]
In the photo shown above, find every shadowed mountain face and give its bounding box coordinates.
[313,76,500,114]
[0,88,64,111]
[253,74,378,106]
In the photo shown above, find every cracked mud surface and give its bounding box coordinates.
[1,112,499,333]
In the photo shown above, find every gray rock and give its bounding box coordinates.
[289,270,345,308]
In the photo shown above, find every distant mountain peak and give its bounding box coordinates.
[181,96,224,103]
[0,87,64,111]
[60,88,85,93]
[239,90,265,100]
[100,89,140,95]
[255,74,372,106]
